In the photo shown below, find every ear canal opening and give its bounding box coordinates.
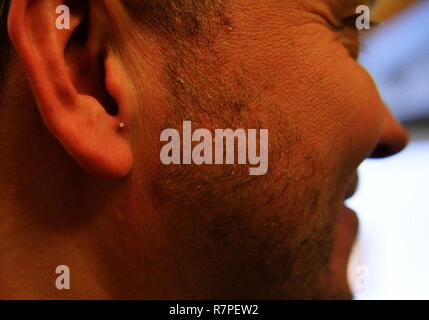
[66,0,90,49]
[65,0,119,116]
[67,15,89,49]
[100,60,119,116]
[85,52,119,116]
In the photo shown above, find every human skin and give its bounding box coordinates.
[0,0,408,299]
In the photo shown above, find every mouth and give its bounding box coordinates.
[340,173,360,243]
[344,173,359,201]
[342,172,360,235]
[339,205,359,239]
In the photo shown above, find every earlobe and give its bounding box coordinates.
[8,0,133,178]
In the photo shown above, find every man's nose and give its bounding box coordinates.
[370,105,409,159]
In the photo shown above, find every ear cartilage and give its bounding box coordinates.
[118,122,126,129]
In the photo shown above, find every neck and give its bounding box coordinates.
[0,83,99,297]
[0,84,173,299]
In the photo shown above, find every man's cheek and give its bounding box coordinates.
[284,33,382,169]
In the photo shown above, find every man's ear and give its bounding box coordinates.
[8,0,133,178]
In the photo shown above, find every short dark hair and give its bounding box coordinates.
[0,0,11,89]
[0,0,225,89]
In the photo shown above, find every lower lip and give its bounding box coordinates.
[337,205,359,244]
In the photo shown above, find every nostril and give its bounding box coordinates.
[370,120,409,159]
[370,144,395,159]
[370,139,408,159]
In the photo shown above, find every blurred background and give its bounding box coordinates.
[346,0,429,299]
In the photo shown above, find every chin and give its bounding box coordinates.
[325,205,359,300]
